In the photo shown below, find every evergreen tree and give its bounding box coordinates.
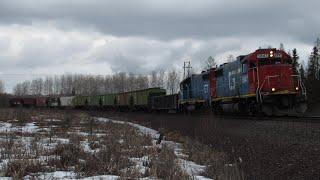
[292,48,299,74]
[315,41,320,80]
[307,46,318,82]
[306,44,320,105]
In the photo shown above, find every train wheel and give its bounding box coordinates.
[295,103,307,114]
[261,104,273,116]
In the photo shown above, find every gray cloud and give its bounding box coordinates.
[0,0,318,92]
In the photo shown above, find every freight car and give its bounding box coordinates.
[46,96,60,108]
[9,96,46,107]
[211,48,307,116]
[35,97,47,107]
[150,94,179,112]
[9,97,23,107]
[60,96,75,108]
[72,88,166,110]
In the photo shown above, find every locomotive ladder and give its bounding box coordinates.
[256,75,280,103]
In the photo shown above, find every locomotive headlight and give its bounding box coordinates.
[271,88,276,92]
[295,87,299,91]
[270,51,274,57]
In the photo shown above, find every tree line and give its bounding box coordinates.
[301,38,320,105]
[12,69,180,96]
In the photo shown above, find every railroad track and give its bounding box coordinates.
[216,115,320,123]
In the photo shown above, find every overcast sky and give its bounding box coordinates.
[0,0,319,92]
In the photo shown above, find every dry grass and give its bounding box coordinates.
[0,108,191,179]
[3,159,44,178]
[182,137,245,180]
[149,145,190,180]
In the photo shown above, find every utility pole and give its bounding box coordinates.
[183,61,192,79]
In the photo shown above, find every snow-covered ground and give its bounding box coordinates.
[96,117,211,180]
[0,117,212,180]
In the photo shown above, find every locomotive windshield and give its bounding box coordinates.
[258,57,292,66]
[258,58,282,66]
[256,50,292,66]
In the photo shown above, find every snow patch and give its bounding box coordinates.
[0,122,38,133]
[96,117,211,180]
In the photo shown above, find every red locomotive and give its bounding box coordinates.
[211,48,307,116]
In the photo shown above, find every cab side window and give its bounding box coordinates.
[242,63,248,73]
[249,63,256,69]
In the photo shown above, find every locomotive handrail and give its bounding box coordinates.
[266,75,280,89]
[291,75,307,97]
[256,75,280,103]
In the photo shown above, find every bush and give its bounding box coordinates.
[3,159,44,178]
[149,145,190,180]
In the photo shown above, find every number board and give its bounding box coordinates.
[257,54,269,58]
[257,53,282,58]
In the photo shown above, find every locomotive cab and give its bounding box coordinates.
[244,48,307,115]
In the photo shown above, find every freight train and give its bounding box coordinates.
[8,48,307,116]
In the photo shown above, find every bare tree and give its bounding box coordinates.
[13,83,22,96]
[44,76,54,95]
[30,78,43,95]
[136,75,149,90]
[157,69,165,88]
[166,69,179,94]
[127,73,136,91]
[12,71,163,96]
[150,70,158,88]
[226,55,234,63]
[22,81,30,95]
[13,80,30,96]
[204,56,216,70]
[53,75,61,95]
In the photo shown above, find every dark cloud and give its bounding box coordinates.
[0,0,319,41]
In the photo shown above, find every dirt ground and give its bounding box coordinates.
[307,103,320,116]
[99,111,320,180]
